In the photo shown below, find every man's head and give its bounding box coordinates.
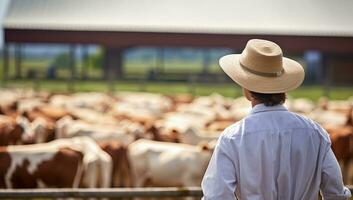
[219,39,305,97]
[243,88,286,107]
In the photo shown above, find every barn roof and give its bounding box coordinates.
[3,0,353,37]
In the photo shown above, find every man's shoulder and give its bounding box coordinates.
[221,111,331,143]
[282,111,332,143]
[221,120,243,139]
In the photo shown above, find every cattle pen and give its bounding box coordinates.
[0,186,352,199]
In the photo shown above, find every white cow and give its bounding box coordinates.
[50,92,114,112]
[128,139,212,187]
[56,116,143,145]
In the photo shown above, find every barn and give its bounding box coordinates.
[2,0,353,85]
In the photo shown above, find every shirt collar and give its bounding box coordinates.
[250,103,288,115]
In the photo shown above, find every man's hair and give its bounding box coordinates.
[249,91,286,106]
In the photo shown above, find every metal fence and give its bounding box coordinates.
[0,186,352,199]
[0,187,202,199]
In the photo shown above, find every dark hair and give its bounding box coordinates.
[250,91,286,106]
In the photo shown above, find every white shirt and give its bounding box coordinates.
[202,104,351,200]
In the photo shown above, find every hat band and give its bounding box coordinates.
[240,62,284,77]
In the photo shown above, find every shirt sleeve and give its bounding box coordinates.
[201,135,237,200]
[320,148,351,200]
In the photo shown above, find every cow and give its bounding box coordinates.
[229,97,252,121]
[112,92,173,123]
[324,125,353,184]
[0,115,25,146]
[153,114,220,145]
[12,116,55,145]
[29,117,56,143]
[308,109,350,127]
[0,146,83,188]
[50,92,114,112]
[99,141,133,187]
[206,120,234,132]
[286,98,315,114]
[56,116,143,145]
[128,139,212,188]
[69,107,118,125]
[0,137,112,188]
[22,105,71,123]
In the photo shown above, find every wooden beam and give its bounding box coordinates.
[5,29,353,54]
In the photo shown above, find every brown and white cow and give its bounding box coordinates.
[12,116,55,144]
[0,145,83,188]
[128,139,212,187]
[0,137,112,188]
[153,114,221,145]
[0,115,24,146]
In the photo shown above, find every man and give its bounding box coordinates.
[201,39,351,200]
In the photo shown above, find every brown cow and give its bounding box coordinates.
[22,106,70,123]
[99,141,133,187]
[324,125,353,183]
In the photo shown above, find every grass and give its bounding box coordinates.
[0,57,352,100]
[2,79,353,101]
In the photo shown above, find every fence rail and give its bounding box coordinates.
[0,187,202,199]
[0,186,352,199]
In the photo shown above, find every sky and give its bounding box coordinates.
[0,0,10,48]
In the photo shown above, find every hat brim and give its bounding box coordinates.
[219,54,305,93]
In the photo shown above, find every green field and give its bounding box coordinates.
[1,79,352,101]
[0,57,352,101]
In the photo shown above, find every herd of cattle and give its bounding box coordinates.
[0,89,352,190]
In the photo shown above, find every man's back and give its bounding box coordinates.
[202,104,351,200]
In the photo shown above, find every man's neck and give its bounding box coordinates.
[251,100,262,108]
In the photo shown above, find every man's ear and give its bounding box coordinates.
[242,88,252,101]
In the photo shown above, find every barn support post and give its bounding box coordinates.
[14,43,22,79]
[81,45,89,80]
[68,45,76,92]
[103,46,125,92]
[103,47,123,79]
[322,53,332,98]
[2,44,9,86]
[115,48,123,79]
[156,47,165,75]
[202,48,211,74]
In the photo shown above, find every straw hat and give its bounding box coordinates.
[219,39,305,93]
